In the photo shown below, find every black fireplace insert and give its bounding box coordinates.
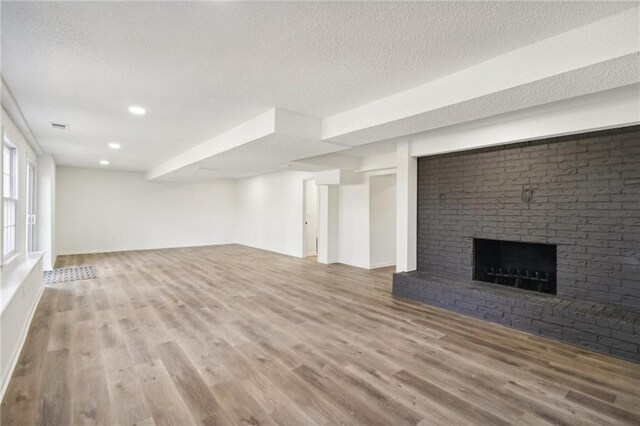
[473,238,557,294]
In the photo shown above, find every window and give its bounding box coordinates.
[3,140,18,259]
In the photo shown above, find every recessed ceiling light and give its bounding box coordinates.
[128,106,146,115]
[108,142,121,149]
[99,160,110,166]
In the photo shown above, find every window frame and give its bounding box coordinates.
[26,160,37,252]
[3,138,19,262]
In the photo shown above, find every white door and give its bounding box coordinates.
[26,161,36,252]
[304,180,318,256]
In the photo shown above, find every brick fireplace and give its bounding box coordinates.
[473,239,557,295]
[393,125,640,362]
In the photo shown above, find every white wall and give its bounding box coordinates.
[234,169,395,269]
[369,174,396,268]
[338,181,370,269]
[56,167,236,255]
[337,174,397,269]
[1,109,45,401]
[235,170,312,258]
[396,141,417,272]
[37,155,56,269]
[235,169,391,268]
[317,185,339,264]
[1,254,43,400]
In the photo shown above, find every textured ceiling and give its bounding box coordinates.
[2,1,635,172]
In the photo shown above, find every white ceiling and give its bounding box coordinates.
[1,1,636,174]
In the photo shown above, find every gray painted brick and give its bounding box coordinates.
[404,126,640,363]
[416,125,640,312]
[392,271,639,362]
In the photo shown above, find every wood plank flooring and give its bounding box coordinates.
[2,244,639,425]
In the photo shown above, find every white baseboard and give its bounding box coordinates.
[57,241,235,256]
[0,281,44,402]
[369,261,396,269]
[49,254,57,271]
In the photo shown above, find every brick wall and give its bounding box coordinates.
[417,125,640,312]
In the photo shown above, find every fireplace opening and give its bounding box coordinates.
[473,239,557,294]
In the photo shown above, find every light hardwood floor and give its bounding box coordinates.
[2,245,639,425]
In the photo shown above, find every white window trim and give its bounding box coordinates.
[26,160,37,253]
[3,138,19,263]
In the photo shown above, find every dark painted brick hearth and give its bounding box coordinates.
[393,272,640,362]
[393,125,640,362]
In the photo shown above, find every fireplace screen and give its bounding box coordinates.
[473,239,557,294]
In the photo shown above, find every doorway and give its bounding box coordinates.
[303,179,318,257]
[369,174,396,268]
